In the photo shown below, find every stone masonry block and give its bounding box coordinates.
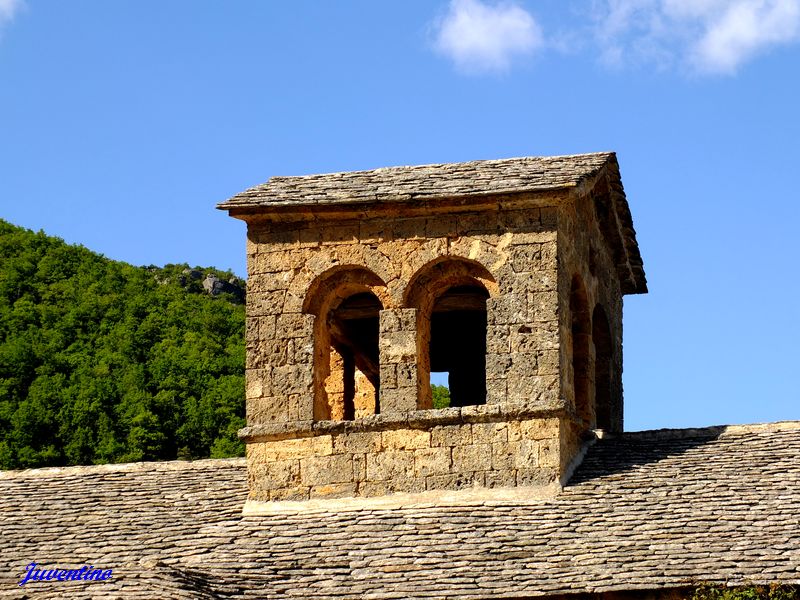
[276,313,315,339]
[517,467,557,487]
[528,269,558,292]
[246,395,293,424]
[379,308,417,333]
[510,244,542,273]
[271,364,313,397]
[298,228,321,247]
[530,290,558,322]
[245,316,259,343]
[353,453,367,481]
[539,207,558,226]
[500,208,540,230]
[513,440,540,469]
[509,323,559,353]
[425,216,458,238]
[247,340,288,370]
[321,224,359,245]
[380,364,397,389]
[245,369,265,400]
[301,454,354,486]
[252,459,300,489]
[508,353,538,375]
[487,296,525,325]
[269,486,310,502]
[396,362,417,388]
[538,438,561,468]
[249,271,295,292]
[379,388,416,413]
[426,472,483,491]
[491,442,518,471]
[294,393,314,422]
[452,444,492,473]
[383,429,431,450]
[359,221,391,244]
[289,338,314,366]
[485,354,512,376]
[254,436,332,461]
[505,225,557,245]
[472,422,508,445]
[366,450,414,481]
[310,483,358,500]
[537,348,560,375]
[486,325,511,354]
[485,469,517,489]
[520,418,560,441]
[485,378,507,404]
[392,217,428,241]
[431,424,472,447]
[380,331,416,361]
[413,447,451,478]
[258,315,278,340]
[387,477,426,494]
[507,376,552,401]
[507,420,522,442]
[248,290,287,318]
[332,431,383,454]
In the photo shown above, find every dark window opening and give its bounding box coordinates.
[429,285,489,408]
[327,292,381,419]
[592,305,612,431]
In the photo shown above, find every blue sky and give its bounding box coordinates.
[1,1,798,431]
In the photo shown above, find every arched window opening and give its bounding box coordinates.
[404,257,497,410]
[324,292,382,420]
[429,285,489,408]
[592,304,613,431]
[570,276,592,427]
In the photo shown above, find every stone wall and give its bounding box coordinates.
[244,200,568,427]
[241,184,629,501]
[245,413,568,502]
[556,174,625,432]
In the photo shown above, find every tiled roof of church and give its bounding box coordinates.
[217,152,615,209]
[2,421,798,599]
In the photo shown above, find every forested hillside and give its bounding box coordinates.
[0,219,245,469]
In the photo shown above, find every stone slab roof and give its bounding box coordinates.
[217,153,615,210]
[2,421,798,599]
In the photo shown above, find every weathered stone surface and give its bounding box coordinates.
[431,424,472,448]
[226,153,652,502]
[1,424,799,598]
[366,450,415,481]
[413,447,452,477]
[382,429,430,450]
[300,454,353,486]
[452,443,492,472]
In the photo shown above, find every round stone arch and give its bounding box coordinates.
[404,257,499,410]
[303,266,390,421]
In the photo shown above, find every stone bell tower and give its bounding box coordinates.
[218,152,646,509]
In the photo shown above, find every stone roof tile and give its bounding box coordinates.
[217,153,615,209]
[2,422,798,598]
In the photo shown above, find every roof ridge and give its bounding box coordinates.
[609,420,800,441]
[266,152,616,182]
[0,456,246,480]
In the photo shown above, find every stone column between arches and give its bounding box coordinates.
[378,308,419,414]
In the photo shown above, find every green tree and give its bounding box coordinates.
[432,384,451,409]
[0,219,246,469]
